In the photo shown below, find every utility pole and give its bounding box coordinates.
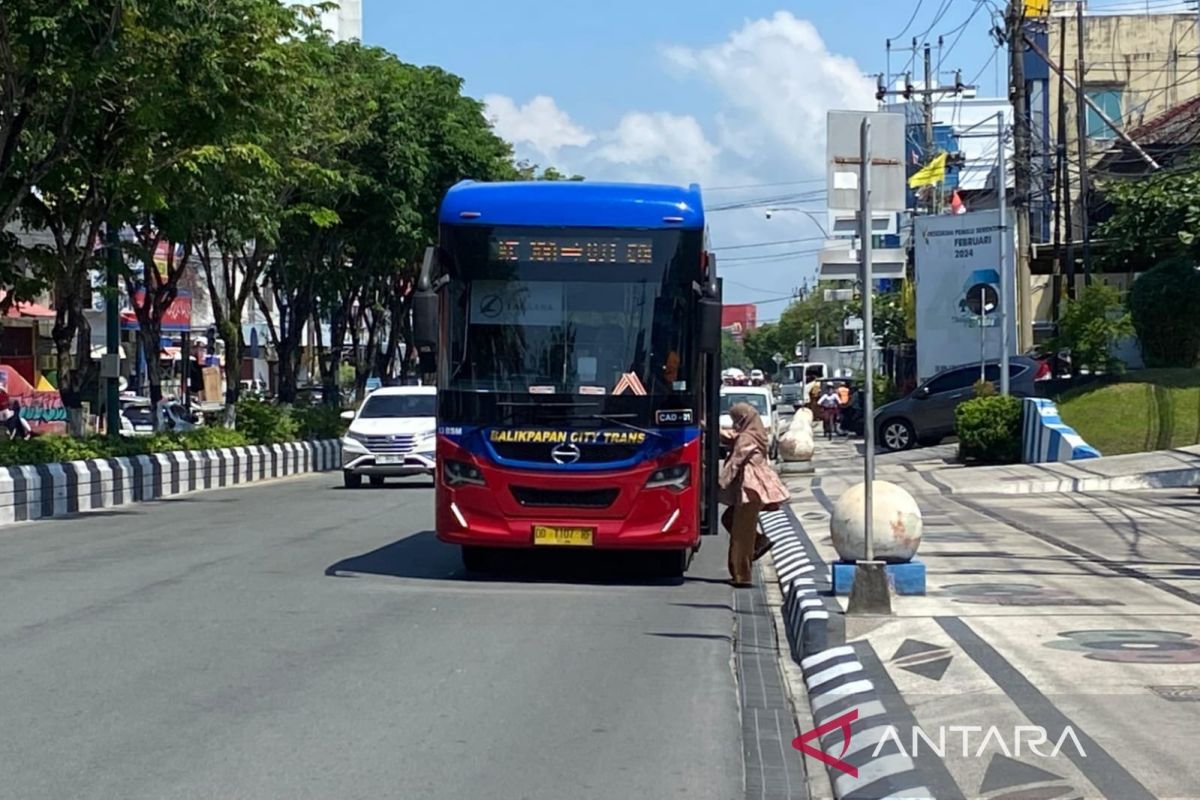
[998,112,1012,397]
[1057,14,1076,307]
[875,52,973,215]
[1075,0,1094,284]
[1007,0,1034,352]
[104,224,121,439]
[923,43,935,155]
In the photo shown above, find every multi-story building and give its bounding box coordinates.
[1025,3,1200,333]
[721,304,757,342]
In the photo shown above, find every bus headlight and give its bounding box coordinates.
[444,459,486,487]
[645,464,690,492]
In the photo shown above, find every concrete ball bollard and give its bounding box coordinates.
[830,480,923,563]
[778,410,814,462]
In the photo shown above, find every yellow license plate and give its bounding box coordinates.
[532,525,595,547]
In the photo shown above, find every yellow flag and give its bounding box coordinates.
[1024,0,1050,17]
[908,153,948,189]
[35,375,55,392]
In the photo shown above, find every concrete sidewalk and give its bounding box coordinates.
[776,437,1200,799]
[786,436,1199,499]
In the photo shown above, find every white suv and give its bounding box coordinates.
[340,386,437,488]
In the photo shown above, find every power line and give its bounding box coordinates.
[890,0,927,41]
[720,247,824,264]
[704,179,825,192]
[912,0,956,43]
[939,1,988,65]
[705,191,826,212]
[711,236,826,251]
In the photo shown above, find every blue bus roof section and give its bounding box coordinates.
[439,181,705,230]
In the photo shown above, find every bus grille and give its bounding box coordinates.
[510,486,619,509]
[491,442,641,464]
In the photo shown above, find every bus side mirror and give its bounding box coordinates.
[413,246,439,356]
[699,297,722,353]
[413,291,438,354]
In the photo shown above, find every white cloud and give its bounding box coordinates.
[481,12,876,314]
[598,112,719,176]
[483,94,593,157]
[664,11,876,174]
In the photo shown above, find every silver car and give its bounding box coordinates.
[875,357,1039,452]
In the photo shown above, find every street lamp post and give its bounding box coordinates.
[846,116,892,616]
[765,207,831,238]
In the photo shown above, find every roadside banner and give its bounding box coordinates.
[913,210,1017,383]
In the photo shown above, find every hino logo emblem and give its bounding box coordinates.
[550,442,582,465]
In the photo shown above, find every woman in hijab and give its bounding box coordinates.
[719,403,790,587]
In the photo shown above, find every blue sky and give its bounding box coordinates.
[364,1,1009,319]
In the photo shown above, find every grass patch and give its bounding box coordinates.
[1057,369,1200,455]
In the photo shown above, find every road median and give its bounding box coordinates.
[0,440,341,525]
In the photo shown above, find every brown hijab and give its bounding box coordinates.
[727,402,768,464]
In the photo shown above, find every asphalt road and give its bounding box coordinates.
[0,474,744,800]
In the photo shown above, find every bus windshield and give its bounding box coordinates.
[441,225,700,398]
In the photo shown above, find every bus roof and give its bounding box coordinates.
[439,180,704,230]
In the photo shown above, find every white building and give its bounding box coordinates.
[286,0,362,42]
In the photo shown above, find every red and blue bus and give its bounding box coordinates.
[413,181,723,576]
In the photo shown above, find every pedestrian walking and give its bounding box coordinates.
[718,403,790,588]
[835,381,851,435]
[806,372,822,417]
[817,383,839,440]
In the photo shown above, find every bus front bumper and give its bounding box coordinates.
[434,444,701,551]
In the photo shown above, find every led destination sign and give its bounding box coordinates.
[490,236,654,264]
[488,428,648,446]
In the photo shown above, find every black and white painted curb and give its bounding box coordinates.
[799,646,931,799]
[0,440,342,525]
[761,508,829,662]
[763,507,933,799]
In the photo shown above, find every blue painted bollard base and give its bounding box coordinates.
[832,559,926,596]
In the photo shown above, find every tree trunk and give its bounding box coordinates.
[52,308,92,438]
[220,319,241,429]
[322,315,341,408]
[136,318,165,431]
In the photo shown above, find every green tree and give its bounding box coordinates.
[742,323,785,375]
[115,0,305,420]
[775,286,850,355]
[1048,283,1134,375]
[1097,166,1200,269]
[720,331,746,371]
[847,290,909,350]
[0,1,122,230]
[513,160,585,181]
[1127,258,1200,368]
[264,47,517,403]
